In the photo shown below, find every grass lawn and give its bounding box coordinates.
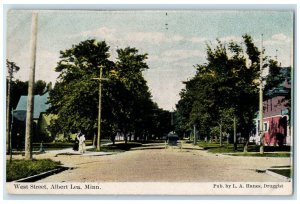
[6,159,61,182]
[268,169,292,178]
[198,141,291,157]
[88,142,142,152]
[226,152,291,157]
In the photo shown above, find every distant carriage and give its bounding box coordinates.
[166,131,179,146]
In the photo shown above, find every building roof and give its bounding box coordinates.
[13,110,27,122]
[15,92,50,119]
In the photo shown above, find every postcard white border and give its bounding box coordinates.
[1,0,298,202]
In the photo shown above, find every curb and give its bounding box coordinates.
[13,166,68,182]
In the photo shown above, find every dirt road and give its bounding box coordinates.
[36,147,291,182]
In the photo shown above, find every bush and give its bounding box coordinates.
[6,159,61,182]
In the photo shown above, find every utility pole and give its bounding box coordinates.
[25,13,38,160]
[93,65,108,151]
[259,33,264,154]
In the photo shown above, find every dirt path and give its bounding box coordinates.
[35,147,291,182]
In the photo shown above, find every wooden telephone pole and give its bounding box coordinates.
[259,34,264,154]
[25,13,38,160]
[93,65,108,151]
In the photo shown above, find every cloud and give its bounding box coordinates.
[219,35,243,43]
[271,33,289,42]
[187,37,207,43]
[36,50,60,82]
[13,50,60,83]
[72,26,213,48]
[171,35,185,42]
[161,49,205,62]
[75,26,118,41]
[264,33,292,46]
[124,31,167,44]
[146,54,160,62]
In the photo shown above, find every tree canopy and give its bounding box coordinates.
[47,39,172,142]
[175,34,279,147]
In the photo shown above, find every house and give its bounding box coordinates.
[12,91,55,148]
[253,68,291,146]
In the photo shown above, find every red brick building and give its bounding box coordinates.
[253,68,291,146]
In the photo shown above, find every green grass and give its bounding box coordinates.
[226,152,291,157]
[198,141,291,157]
[198,141,244,153]
[6,159,61,182]
[268,169,292,178]
[88,142,142,152]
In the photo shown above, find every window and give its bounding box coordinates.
[264,122,269,132]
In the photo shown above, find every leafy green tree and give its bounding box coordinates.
[176,35,273,151]
[113,47,156,142]
[10,79,48,110]
[47,40,166,144]
[47,39,113,138]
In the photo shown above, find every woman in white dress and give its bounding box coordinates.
[77,131,86,154]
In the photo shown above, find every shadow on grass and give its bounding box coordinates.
[88,142,143,152]
[268,168,292,178]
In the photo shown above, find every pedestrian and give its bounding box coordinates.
[73,135,79,151]
[77,131,86,154]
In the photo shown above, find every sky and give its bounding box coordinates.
[6,10,294,111]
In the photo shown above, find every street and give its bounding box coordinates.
[33,144,290,182]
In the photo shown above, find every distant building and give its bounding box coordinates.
[253,67,291,146]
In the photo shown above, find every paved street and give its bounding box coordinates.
[33,144,291,182]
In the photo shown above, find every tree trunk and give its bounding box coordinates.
[25,13,38,160]
[219,123,222,146]
[124,131,128,144]
[243,140,249,153]
[233,116,237,151]
[93,133,96,147]
[134,130,138,141]
[6,76,11,154]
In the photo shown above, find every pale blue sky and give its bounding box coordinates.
[6,10,294,110]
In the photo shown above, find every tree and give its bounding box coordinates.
[176,34,276,152]
[6,60,20,154]
[112,47,155,142]
[47,40,161,146]
[48,39,113,140]
[9,79,48,112]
